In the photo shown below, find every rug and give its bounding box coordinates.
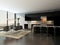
[0,30,31,39]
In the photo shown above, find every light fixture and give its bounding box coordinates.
[41,16,47,23]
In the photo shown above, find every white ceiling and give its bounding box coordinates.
[0,0,60,13]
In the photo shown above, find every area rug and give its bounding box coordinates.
[0,30,31,39]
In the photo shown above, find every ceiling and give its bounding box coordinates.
[0,0,60,13]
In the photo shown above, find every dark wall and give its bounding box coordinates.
[25,11,60,26]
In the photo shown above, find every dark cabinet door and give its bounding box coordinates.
[55,27,60,36]
[34,27,40,33]
[24,24,28,29]
[48,27,54,36]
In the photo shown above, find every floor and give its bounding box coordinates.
[0,31,60,45]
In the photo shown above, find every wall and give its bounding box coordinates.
[16,11,60,29]
[0,10,41,29]
[16,13,28,29]
[16,13,41,29]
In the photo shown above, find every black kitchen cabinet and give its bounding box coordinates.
[34,27,40,33]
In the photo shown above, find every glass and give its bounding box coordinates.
[0,10,14,30]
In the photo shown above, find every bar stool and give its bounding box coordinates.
[34,27,40,34]
[48,26,54,36]
[55,27,60,36]
[40,26,47,33]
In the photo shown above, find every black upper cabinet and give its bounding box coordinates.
[25,11,60,21]
[54,16,60,26]
[25,10,60,26]
[25,16,31,21]
[25,14,41,21]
